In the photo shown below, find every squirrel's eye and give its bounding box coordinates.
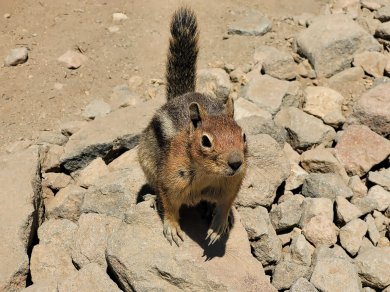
[201,135,212,148]
[243,133,247,143]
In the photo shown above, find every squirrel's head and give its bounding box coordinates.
[188,99,247,177]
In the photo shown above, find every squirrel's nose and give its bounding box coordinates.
[228,153,243,171]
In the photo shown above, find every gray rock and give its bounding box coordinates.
[229,68,247,84]
[367,185,390,211]
[234,98,272,121]
[361,0,385,11]
[238,116,286,147]
[310,257,361,292]
[60,97,164,172]
[290,234,315,266]
[30,243,77,284]
[303,86,345,127]
[366,214,380,246]
[107,147,138,171]
[274,107,336,151]
[0,147,42,291]
[283,143,301,165]
[368,168,390,191]
[109,84,138,109]
[236,134,289,208]
[40,144,64,172]
[296,14,381,77]
[348,175,368,198]
[4,47,28,66]
[272,259,311,290]
[81,169,139,219]
[74,157,109,188]
[196,68,231,102]
[353,51,388,78]
[299,197,334,228]
[327,67,366,102]
[238,206,269,240]
[283,81,304,108]
[82,99,111,120]
[355,246,390,289]
[290,278,318,292]
[270,195,304,231]
[278,227,302,246]
[254,46,297,80]
[238,206,282,266]
[106,202,276,291]
[335,125,390,176]
[42,172,72,191]
[72,213,120,269]
[36,131,68,146]
[335,196,363,224]
[372,210,390,230]
[38,219,78,253]
[300,148,349,182]
[302,173,353,201]
[375,21,390,40]
[375,5,390,21]
[58,263,121,292]
[303,215,338,247]
[348,83,390,136]
[285,163,308,191]
[339,219,368,256]
[45,185,86,222]
[228,11,272,36]
[58,50,87,69]
[353,185,390,215]
[240,74,290,115]
[312,245,352,265]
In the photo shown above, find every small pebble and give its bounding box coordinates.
[112,12,128,23]
[4,47,29,66]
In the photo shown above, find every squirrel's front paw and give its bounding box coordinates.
[163,218,184,247]
[206,210,233,245]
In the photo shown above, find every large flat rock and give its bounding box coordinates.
[296,14,381,77]
[106,202,276,291]
[60,97,164,172]
[0,147,42,291]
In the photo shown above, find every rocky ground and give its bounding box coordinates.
[1,0,390,291]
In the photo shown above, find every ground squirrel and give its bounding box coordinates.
[138,7,248,246]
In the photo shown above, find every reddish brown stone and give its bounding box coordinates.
[335,125,390,176]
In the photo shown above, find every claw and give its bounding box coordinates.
[163,218,184,247]
[206,211,231,245]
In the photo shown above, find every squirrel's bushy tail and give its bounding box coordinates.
[166,7,199,100]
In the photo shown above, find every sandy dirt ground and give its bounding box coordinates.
[0,0,327,149]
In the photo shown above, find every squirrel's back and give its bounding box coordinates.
[166,7,199,100]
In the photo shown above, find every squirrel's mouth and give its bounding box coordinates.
[224,168,241,177]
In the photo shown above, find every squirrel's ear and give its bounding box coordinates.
[224,97,234,118]
[189,102,204,128]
